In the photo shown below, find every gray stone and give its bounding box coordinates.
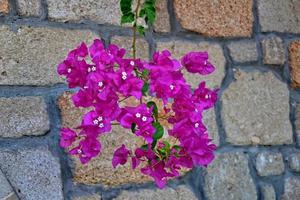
[0,96,49,138]
[0,148,63,200]
[222,70,293,145]
[111,36,149,60]
[154,0,170,33]
[261,184,276,200]
[228,41,258,63]
[288,153,300,172]
[295,104,300,143]
[47,0,121,25]
[0,170,18,200]
[113,185,198,200]
[17,0,42,17]
[282,177,300,200]
[156,40,226,88]
[256,152,284,176]
[204,152,257,200]
[262,37,285,65]
[72,194,102,200]
[203,109,219,146]
[258,0,300,33]
[0,25,97,85]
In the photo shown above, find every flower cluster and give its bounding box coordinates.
[58,39,218,188]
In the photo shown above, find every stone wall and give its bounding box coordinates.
[0,0,300,199]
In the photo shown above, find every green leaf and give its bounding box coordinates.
[120,0,133,15]
[173,145,181,151]
[145,7,156,24]
[131,123,136,133]
[142,69,149,76]
[147,101,158,120]
[142,82,149,96]
[163,141,171,150]
[137,25,145,36]
[141,144,148,150]
[139,8,146,17]
[121,12,135,24]
[152,122,164,140]
[139,0,156,25]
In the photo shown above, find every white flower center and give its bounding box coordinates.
[135,113,141,118]
[130,61,135,66]
[83,86,88,89]
[170,84,175,90]
[195,108,198,112]
[204,60,207,65]
[97,116,103,121]
[67,68,72,73]
[93,119,99,125]
[88,67,91,72]
[77,149,82,154]
[205,94,210,99]
[142,116,147,122]
[91,66,96,71]
[122,75,127,80]
[122,72,127,76]
[98,81,103,87]
[195,123,199,128]
[99,123,104,128]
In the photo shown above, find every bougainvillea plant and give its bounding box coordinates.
[57,0,218,188]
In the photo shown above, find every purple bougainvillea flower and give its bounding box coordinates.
[112,144,131,168]
[69,136,101,164]
[60,128,77,148]
[193,82,218,110]
[141,160,174,189]
[118,104,155,143]
[181,134,216,166]
[110,67,144,99]
[145,50,181,71]
[149,70,190,104]
[79,110,112,136]
[181,51,215,75]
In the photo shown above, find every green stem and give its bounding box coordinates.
[132,0,141,59]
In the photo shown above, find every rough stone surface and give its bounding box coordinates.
[0,0,8,14]
[295,103,300,143]
[204,152,257,200]
[222,70,293,145]
[111,36,149,60]
[47,0,121,25]
[256,152,284,176]
[289,41,300,89]
[114,185,198,200]
[261,184,276,200]
[258,0,300,33]
[173,0,253,37]
[58,92,151,186]
[154,0,170,33]
[262,36,285,65]
[288,153,300,172]
[156,40,226,88]
[0,148,63,200]
[17,0,42,17]
[0,170,18,200]
[72,194,102,200]
[202,109,219,146]
[0,25,97,85]
[282,177,300,200]
[228,41,258,63]
[0,96,49,138]
[47,0,168,29]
